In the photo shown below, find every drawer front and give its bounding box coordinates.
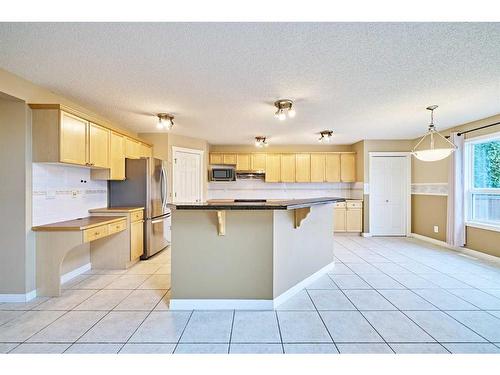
[83,224,109,242]
[131,210,143,222]
[334,202,346,208]
[107,220,127,235]
[347,201,363,208]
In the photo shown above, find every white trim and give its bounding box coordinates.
[273,261,335,308]
[466,221,500,233]
[410,233,500,264]
[170,261,336,310]
[368,152,411,236]
[169,299,273,310]
[60,263,91,284]
[0,290,37,303]
[464,130,500,144]
[361,232,372,237]
[171,146,205,203]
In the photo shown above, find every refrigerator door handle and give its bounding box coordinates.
[161,165,168,209]
[160,167,166,209]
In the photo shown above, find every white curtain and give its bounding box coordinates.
[446,132,465,247]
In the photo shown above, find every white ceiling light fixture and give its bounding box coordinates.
[318,130,333,143]
[157,113,174,131]
[254,136,269,148]
[412,105,456,162]
[274,99,295,121]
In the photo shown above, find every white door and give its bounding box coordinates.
[173,148,203,203]
[370,156,408,236]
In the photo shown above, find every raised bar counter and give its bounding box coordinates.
[168,197,344,310]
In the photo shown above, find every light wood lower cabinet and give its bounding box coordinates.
[334,200,363,233]
[130,220,144,261]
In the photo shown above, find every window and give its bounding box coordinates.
[465,133,500,229]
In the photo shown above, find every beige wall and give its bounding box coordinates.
[411,195,447,241]
[0,94,35,294]
[466,227,500,258]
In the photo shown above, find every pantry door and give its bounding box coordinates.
[369,153,411,236]
[172,147,204,203]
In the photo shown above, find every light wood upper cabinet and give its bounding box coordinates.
[89,123,109,168]
[265,154,281,182]
[209,153,224,165]
[125,138,141,159]
[295,154,311,182]
[280,154,296,182]
[310,154,326,182]
[109,132,125,180]
[251,153,266,171]
[223,154,237,165]
[236,154,251,171]
[140,143,152,158]
[340,153,356,182]
[325,154,341,182]
[59,111,88,166]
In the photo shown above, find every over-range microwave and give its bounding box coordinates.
[210,168,235,181]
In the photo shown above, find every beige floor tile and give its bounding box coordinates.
[154,292,171,311]
[138,274,170,290]
[129,311,191,343]
[61,274,92,289]
[65,343,123,353]
[126,263,162,275]
[154,265,171,274]
[114,290,167,311]
[74,290,132,310]
[104,274,150,290]
[0,311,24,325]
[78,311,148,343]
[33,290,96,310]
[0,343,18,353]
[72,274,121,289]
[28,311,106,343]
[85,269,128,275]
[10,343,71,354]
[120,343,175,354]
[0,297,49,311]
[0,310,66,342]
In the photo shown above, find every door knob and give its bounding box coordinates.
[385,200,389,203]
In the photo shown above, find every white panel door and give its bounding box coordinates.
[370,156,408,236]
[173,149,202,203]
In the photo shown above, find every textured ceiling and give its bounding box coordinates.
[1,22,500,145]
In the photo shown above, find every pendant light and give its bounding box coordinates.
[157,113,174,131]
[412,105,456,162]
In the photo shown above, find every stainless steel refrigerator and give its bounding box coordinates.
[108,158,170,259]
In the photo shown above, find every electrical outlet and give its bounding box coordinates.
[433,225,439,233]
[72,190,78,198]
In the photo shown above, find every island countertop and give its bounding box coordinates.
[168,197,345,210]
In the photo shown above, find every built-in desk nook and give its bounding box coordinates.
[32,207,144,297]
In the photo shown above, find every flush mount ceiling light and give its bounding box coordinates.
[318,130,333,143]
[157,113,174,131]
[254,136,269,148]
[412,105,456,162]
[274,99,295,121]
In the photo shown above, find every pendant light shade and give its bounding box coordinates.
[411,105,456,162]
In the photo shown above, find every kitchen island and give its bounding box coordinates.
[168,197,344,309]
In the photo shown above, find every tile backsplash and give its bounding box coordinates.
[208,180,363,200]
[32,163,108,226]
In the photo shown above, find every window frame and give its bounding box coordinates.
[464,131,500,231]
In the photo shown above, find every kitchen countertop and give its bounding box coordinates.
[32,216,127,232]
[168,197,345,210]
[89,207,144,213]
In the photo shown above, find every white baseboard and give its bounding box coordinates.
[170,261,336,310]
[273,261,335,308]
[410,233,500,265]
[60,263,91,284]
[169,299,273,310]
[0,263,91,303]
[361,232,372,237]
[0,289,37,303]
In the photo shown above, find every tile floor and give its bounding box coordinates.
[2,237,500,354]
